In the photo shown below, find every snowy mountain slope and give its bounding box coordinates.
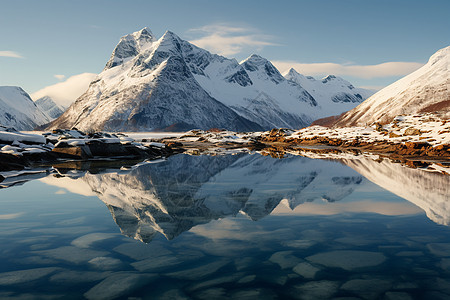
[192,53,318,129]
[335,46,450,127]
[35,96,65,120]
[344,157,450,225]
[284,69,372,117]
[49,27,372,132]
[0,86,50,130]
[49,29,260,132]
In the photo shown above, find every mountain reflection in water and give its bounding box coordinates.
[38,153,450,243]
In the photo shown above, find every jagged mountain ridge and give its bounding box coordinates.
[334,45,450,127]
[48,27,372,132]
[0,86,50,130]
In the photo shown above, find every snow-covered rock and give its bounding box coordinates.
[48,27,371,132]
[35,96,65,120]
[0,86,50,130]
[335,45,450,127]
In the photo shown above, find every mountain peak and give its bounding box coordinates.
[321,75,337,83]
[287,68,299,76]
[104,27,156,70]
[428,45,450,66]
[241,54,285,84]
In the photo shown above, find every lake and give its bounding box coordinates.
[1,153,450,299]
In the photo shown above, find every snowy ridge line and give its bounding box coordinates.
[47,27,372,132]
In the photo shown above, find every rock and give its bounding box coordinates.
[52,146,90,158]
[404,127,422,136]
[187,273,243,291]
[88,256,123,270]
[71,232,118,249]
[50,270,110,284]
[131,255,182,272]
[281,239,316,249]
[84,272,157,300]
[306,250,386,271]
[35,246,109,264]
[166,260,229,280]
[293,262,321,279]
[0,267,60,285]
[427,243,450,256]
[231,288,277,299]
[269,251,302,269]
[291,280,340,300]
[113,242,172,261]
[340,278,392,299]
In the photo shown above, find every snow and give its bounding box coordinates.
[337,45,450,126]
[289,114,450,147]
[0,86,50,130]
[49,27,372,132]
[0,131,46,144]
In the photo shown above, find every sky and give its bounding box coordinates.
[0,0,449,101]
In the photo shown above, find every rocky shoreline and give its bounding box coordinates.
[1,113,449,177]
[0,129,180,174]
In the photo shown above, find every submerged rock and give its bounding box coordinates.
[35,246,109,264]
[340,278,392,299]
[0,267,60,285]
[292,262,321,279]
[306,250,386,271]
[84,272,157,300]
[269,251,302,269]
[166,260,229,280]
[291,280,340,300]
[427,243,450,256]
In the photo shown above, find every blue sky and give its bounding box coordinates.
[0,0,449,95]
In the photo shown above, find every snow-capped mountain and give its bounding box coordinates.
[335,45,450,127]
[284,69,373,118]
[0,86,50,130]
[35,96,65,120]
[49,27,372,132]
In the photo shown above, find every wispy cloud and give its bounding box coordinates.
[0,51,23,58]
[31,73,97,108]
[188,24,278,56]
[54,74,66,81]
[272,60,424,79]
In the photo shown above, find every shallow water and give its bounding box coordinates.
[1,153,450,299]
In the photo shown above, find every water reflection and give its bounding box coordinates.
[37,153,448,243]
[344,158,450,225]
[2,153,450,299]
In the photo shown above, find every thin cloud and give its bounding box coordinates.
[54,74,66,81]
[188,24,278,57]
[0,51,23,58]
[31,73,97,108]
[273,60,424,79]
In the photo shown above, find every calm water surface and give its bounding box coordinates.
[1,153,450,299]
